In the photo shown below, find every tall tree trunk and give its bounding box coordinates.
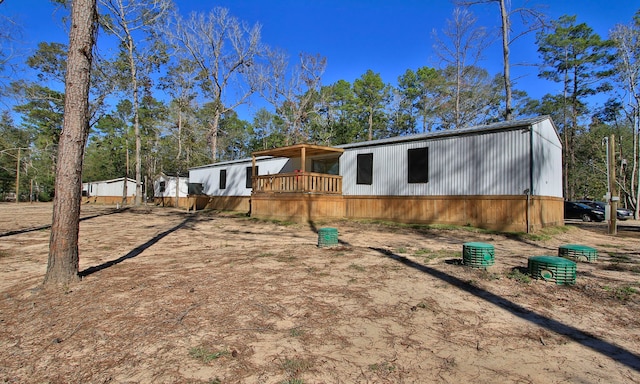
[569,66,579,200]
[44,0,97,286]
[562,50,569,200]
[126,35,142,206]
[176,109,182,207]
[499,0,512,120]
[207,112,220,162]
[455,61,462,129]
[368,106,373,141]
[631,91,640,218]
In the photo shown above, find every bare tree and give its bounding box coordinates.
[99,0,171,205]
[611,12,640,217]
[258,49,327,144]
[44,0,97,286]
[433,7,493,129]
[159,59,199,205]
[166,7,262,161]
[458,0,546,120]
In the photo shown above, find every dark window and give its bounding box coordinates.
[356,153,373,185]
[159,181,166,193]
[408,147,429,183]
[188,183,203,195]
[312,158,340,175]
[246,166,258,188]
[219,169,227,189]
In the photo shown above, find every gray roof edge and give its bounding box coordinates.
[188,116,554,170]
[188,156,283,171]
[336,116,551,149]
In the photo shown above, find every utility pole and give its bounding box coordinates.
[15,147,20,203]
[608,134,617,235]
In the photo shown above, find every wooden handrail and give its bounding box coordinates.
[253,172,342,194]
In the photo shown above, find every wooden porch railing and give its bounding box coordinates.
[253,172,342,194]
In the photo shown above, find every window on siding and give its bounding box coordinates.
[356,153,373,185]
[159,181,166,193]
[312,158,340,175]
[219,169,227,189]
[408,147,429,183]
[246,166,258,188]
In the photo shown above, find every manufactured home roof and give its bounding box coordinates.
[189,156,274,171]
[252,143,344,158]
[337,115,557,149]
[83,177,136,184]
[188,116,557,171]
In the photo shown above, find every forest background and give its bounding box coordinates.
[1,0,640,214]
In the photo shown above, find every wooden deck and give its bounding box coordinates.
[253,172,342,194]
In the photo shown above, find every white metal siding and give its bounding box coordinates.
[83,178,136,197]
[342,129,531,196]
[189,158,291,196]
[531,121,563,197]
[153,177,188,198]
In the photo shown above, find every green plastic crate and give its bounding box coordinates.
[528,255,576,285]
[462,242,495,268]
[558,244,597,262]
[318,227,339,247]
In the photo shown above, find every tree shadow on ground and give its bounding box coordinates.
[79,215,195,277]
[0,207,131,238]
[370,246,640,372]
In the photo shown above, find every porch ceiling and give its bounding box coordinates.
[251,144,344,159]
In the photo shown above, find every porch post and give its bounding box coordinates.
[251,155,257,189]
[301,146,307,191]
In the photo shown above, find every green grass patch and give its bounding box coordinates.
[507,226,572,242]
[189,347,230,363]
[352,218,574,243]
[603,285,638,302]
[477,269,501,281]
[609,253,635,263]
[369,361,396,373]
[276,254,297,263]
[506,269,532,284]
[349,263,366,272]
[418,249,460,263]
[249,217,297,226]
[280,379,305,384]
[597,243,624,249]
[280,357,312,380]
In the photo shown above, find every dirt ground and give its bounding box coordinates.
[0,203,639,384]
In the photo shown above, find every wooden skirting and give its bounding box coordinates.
[82,196,134,205]
[344,195,563,232]
[251,193,346,222]
[250,194,564,232]
[153,197,191,209]
[184,195,250,212]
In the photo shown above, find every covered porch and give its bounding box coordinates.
[250,144,346,222]
[251,144,344,195]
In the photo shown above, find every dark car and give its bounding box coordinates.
[576,200,634,221]
[564,201,605,222]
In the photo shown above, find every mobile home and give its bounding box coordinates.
[153,173,189,208]
[82,177,137,205]
[190,116,563,232]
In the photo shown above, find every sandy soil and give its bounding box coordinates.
[0,202,639,384]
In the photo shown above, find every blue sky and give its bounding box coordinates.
[2,0,640,116]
